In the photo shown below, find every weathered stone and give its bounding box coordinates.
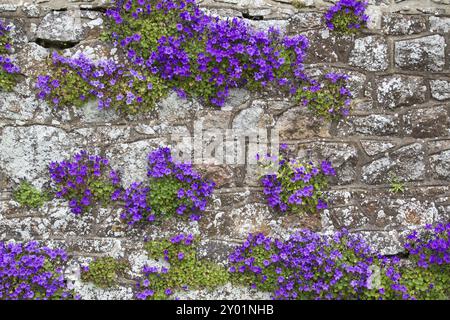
[382,13,427,35]
[36,10,86,43]
[326,206,370,230]
[362,143,426,184]
[247,19,288,33]
[196,165,235,188]
[288,12,323,33]
[232,105,266,131]
[376,75,427,109]
[429,16,450,33]
[157,92,196,124]
[395,35,446,72]
[0,126,77,188]
[361,140,396,156]
[430,79,450,101]
[403,106,450,138]
[201,202,279,240]
[105,139,167,187]
[302,29,364,64]
[349,36,389,71]
[275,107,331,140]
[430,150,450,180]
[337,114,400,136]
[22,3,41,18]
[296,142,358,185]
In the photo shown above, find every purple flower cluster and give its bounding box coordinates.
[297,72,352,120]
[229,230,407,300]
[49,151,121,215]
[405,222,450,269]
[103,0,309,107]
[0,241,75,300]
[36,51,153,112]
[120,182,153,224]
[120,147,215,225]
[324,0,369,32]
[0,19,20,84]
[259,150,336,214]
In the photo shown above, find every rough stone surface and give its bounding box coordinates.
[0,0,449,300]
[430,79,450,101]
[382,13,427,35]
[376,75,428,109]
[349,36,389,71]
[395,35,446,72]
[403,106,450,138]
[36,10,86,43]
[430,150,450,180]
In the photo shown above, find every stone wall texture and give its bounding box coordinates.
[0,0,450,299]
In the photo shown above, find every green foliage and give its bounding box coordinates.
[292,0,306,10]
[46,64,92,108]
[141,237,229,299]
[399,266,449,300]
[230,244,285,293]
[0,71,17,91]
[13,181,51,208]
[389,176,405,194]
[258,151,332,215]
[89,180,117,204]
[295,74,352,121]
[0,24,18,92]
[44,56,169,114]
[330,11,365,35]
[147,177,186,218]
[81,257,129,288]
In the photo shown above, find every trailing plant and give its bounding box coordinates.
[229,230,411,300]
[0,241,76,300]
[229,222,450,300]
[324,0,369,34]
[120,146,215,225]
[13,181,51,208]
[258,145,336,215]
[0,19,20,91]
[81,257,129,288]
[48,151,122,215]
[36,52,168,114]
[402,222,450,299]
[135,233,229,299]
[35,0,353,120]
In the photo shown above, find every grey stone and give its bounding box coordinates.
[337,114,400,136]
[376,75,427,109]
[0,126,77,188]
[361,140,396,156]
[362,143,426,184]
[395,35,446,72]
[430,150,450,180]
[430,79,450,101]
[105,139,166,187]
[349,36,389,71]
[429,16,450,33]
[36,10,86,43]
[276,107,331,140]
[382,13,427,35]
[403,106,449,138]
[288,12,323,33]
[232,106,265,131]
[296,142,358,185]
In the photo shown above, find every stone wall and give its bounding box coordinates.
[0,0,449,299]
